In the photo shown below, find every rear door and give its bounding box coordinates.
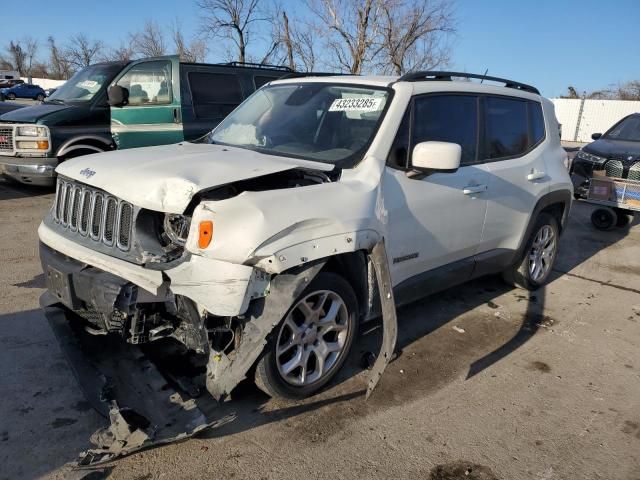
[479,96,549,254]
[109,56,182,149]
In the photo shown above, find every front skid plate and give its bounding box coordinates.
[42,299,235,466]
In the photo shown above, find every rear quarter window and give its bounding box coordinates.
[529,101,545,146]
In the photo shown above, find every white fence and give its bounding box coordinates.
[21,77,66,90]
[552,98,640,143]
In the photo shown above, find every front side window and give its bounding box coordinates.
[210,83,390,166]
[605,115,640,142]
[412,95,478,165]
[484,97,529,159]
[116,60,172,106]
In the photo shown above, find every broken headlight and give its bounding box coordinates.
[163,214,191,246]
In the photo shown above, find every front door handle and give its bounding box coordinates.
[173,108,181,123]
[463,184,488,195]
[527,170,546,181]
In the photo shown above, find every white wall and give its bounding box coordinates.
[552,98,640,143]
[21,77,66,90]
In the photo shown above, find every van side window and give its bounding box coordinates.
[188,72,243,119]
[484,97,529,159]
[254,76,279,89]
[116,60,172,106]
[529,101,545,146]
[412,95,478,165]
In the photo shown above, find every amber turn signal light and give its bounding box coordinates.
[198,220,213,248]
[37,140,49,150]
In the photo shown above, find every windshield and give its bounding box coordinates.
[46,63,124,104]
[210,83,390,165]
[605,115,640,142]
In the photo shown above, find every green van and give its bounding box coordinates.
[0,56,293,186]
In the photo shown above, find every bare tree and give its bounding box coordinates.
[47,36,73,79]
[102,43,137,62]
[307,0,380,74]
[131,20,167,57]
[4,41,27,74]
[377,0,455,75]
[172,22,208,62]
[66,34,104,69]
[23,37,39,76]
[197,0,263,63]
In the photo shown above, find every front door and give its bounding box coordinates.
[109,56,183,149]
[385,94,489,287]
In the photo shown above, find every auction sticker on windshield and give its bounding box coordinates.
[329,97,383,112]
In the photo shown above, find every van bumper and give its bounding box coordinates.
[0,156,57,186]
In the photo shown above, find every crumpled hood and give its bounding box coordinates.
[56,142,334,213]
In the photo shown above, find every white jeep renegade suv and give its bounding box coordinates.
[39,72,572,401]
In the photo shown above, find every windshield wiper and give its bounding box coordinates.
[44,98,66,105]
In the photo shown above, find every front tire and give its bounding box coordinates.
[255,272,359,399]
[503,213,559,290]
[7,93,15,100]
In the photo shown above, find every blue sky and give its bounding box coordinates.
[2,0,639,97]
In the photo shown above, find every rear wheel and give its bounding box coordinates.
[591,207,617,231]
[503,213,559,290]
[255,272,359,399]
[36,93,44,101]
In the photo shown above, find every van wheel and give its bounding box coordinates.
[255,272,359,399]
[503,213,559,291]
[591,207,617,231]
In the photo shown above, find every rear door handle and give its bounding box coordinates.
[463,184,488,195]
[527,171,546,181]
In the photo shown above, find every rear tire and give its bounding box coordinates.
[36,94,44,101]
[591,207,617,231]
[502,213,559,291]
[254,272,359,399]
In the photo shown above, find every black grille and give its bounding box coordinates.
[52,178,134,252]
[118,203,133,249]
[91,195,104,238]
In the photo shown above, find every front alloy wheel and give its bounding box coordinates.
[255,272,359,399]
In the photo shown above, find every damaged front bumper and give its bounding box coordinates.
[39,221,399,465]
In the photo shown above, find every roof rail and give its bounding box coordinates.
[280,71,351,79]
[397,71,540,95]
[219,61,294,72]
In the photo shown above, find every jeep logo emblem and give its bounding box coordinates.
[79,168,96,179]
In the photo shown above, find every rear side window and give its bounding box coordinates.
[412,95,478,165]
[484,97,529,159]
[188,72,243,119]
[529,101,545,146]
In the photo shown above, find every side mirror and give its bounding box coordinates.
[108,85,129,107]
[592,133,602,140]
[411,141,461,173]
